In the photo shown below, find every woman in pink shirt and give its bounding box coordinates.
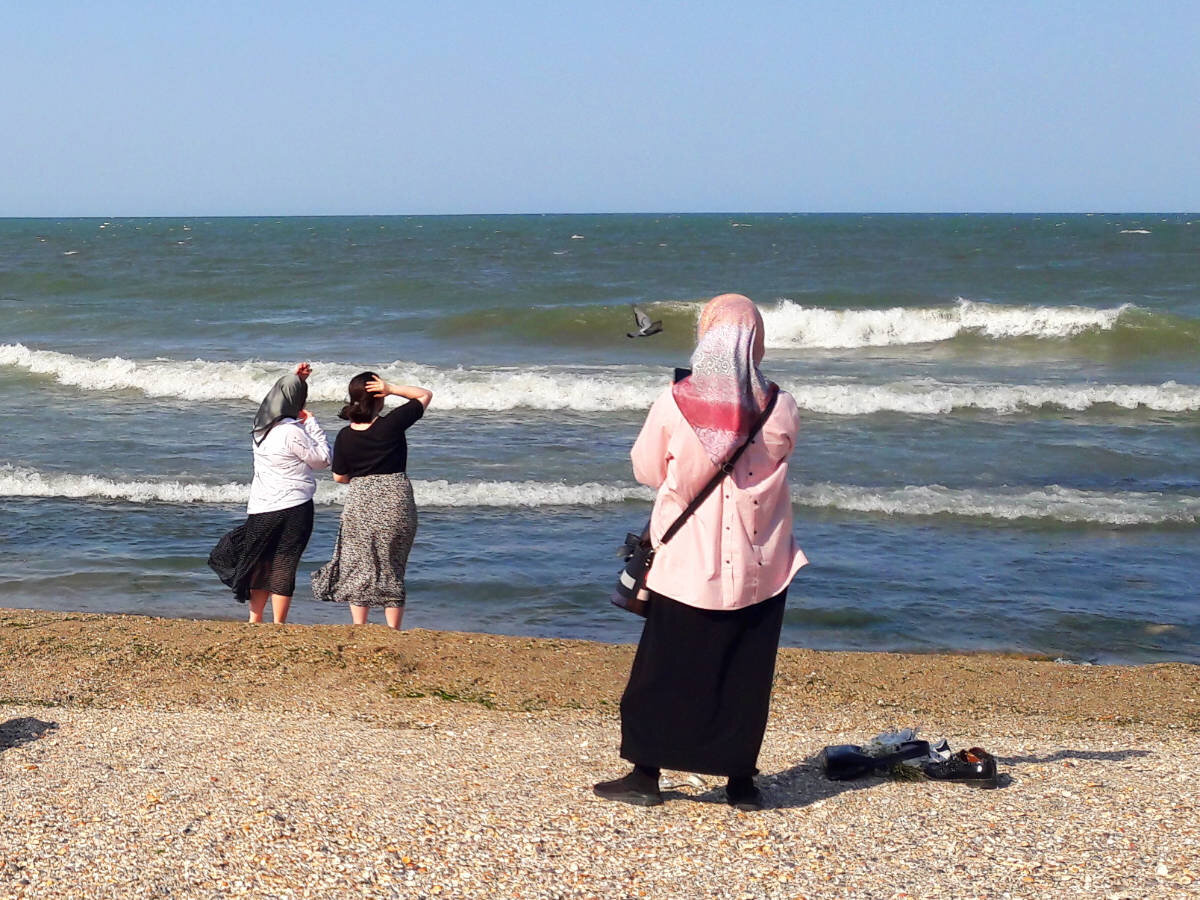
[594,294,807,811]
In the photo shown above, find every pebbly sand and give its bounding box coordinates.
[1,608,1198,898]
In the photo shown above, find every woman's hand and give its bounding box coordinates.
[366,375,390,397]
[295,362,313,381]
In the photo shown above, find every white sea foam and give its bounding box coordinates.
[4,343,1196,416]
[3,465,1195,526]
[0,344,661,411]
[413,479,652,508]
[793,482,1200,527]
[0,466,250,505]
[761,298,1129,349]
[0,465,652,508]
[789,379,1200,416]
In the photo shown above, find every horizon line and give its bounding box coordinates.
[2,210,1197,220]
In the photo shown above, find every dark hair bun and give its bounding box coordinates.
[340,371,381,423]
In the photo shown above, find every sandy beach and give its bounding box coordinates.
[1,608,1198,898]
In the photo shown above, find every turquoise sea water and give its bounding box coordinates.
[1,214,1197,662]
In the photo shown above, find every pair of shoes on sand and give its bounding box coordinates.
[593,770,763,811]
[821,741,999,786]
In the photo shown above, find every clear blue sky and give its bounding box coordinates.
[2,1,1197,215]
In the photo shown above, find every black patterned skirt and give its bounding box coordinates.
[619,589,787,777]
[208,500,315,602]
[311,472,417,608]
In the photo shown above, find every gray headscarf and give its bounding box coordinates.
[252,374,308,446]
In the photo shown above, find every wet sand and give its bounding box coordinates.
[2,608,1197,725]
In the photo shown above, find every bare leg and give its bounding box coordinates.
[271,594,292,624]
[384,607,403,630]
[248,590,269,623]
[350,604,369,625]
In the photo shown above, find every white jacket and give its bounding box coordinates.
[247,416,331,514]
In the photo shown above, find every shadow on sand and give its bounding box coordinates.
[660,762,896,811]
[998,748,1151,765]
[663,746,1152,810]
[751,747,1154,810]
[0,717,58,753]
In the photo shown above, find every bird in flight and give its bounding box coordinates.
[627,304,663,338]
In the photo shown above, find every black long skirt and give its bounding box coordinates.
[619,589,787,778]
[208,500,315,602]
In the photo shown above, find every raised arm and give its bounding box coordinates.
[631,389,675,489]
[366,376,433,409]
[288,410,331,470]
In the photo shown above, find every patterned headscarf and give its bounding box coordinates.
[672,293,773,464]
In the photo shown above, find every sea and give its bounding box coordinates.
[1,214,1197,664]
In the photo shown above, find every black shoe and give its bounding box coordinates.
[820,741,933,781]
[593,771,663,807]
[921,747,999,785]
[726,777,764,811]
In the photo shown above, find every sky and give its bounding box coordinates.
[2,1,1197,215]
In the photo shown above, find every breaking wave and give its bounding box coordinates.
[762,298,1133,349]
[793,482,1200,527]
[429,297,1200,352]
[790,379,1200,416]
[3,344,1198,416]
[0,344,662,411]
[4,465,1196,527]
[0,466,651,508]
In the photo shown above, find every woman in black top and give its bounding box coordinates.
[311,372,433,628]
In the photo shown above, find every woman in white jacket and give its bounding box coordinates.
[209,363,331,623]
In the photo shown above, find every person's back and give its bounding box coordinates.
[632,384,805,610]
[329,398,423,480]
[312,371,432,630]
[208,364,329,624]
[248,415,329,514]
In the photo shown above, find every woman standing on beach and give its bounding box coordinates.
[594,294,807,812]
[311,372,432,629]
[209,363,331,624]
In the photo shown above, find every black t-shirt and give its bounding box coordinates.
[332,400,424,478]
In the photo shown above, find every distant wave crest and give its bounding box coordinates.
[762,298,1130,349]
[427,297,1199,352]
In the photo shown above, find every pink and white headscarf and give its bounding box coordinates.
[672,293,774,465]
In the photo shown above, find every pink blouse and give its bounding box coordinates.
[631,386,807,611]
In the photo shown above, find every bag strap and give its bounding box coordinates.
[657,385,780,547]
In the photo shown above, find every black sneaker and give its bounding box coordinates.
[593,771,663,807]
[820,740,933,781]
[726,778,764,811]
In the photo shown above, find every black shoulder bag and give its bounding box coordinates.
[613,385,779,616]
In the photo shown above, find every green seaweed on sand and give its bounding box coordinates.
[887,763,928,782]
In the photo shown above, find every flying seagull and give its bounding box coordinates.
[627,304,663,338]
